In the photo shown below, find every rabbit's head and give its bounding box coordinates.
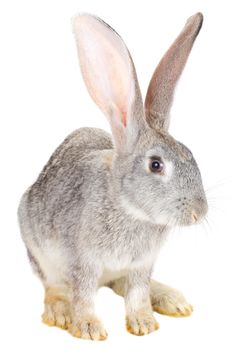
[73,13,207,226]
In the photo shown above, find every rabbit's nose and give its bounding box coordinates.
[189,209,204,225]
[190,196,208,224]
[191,210,198,223]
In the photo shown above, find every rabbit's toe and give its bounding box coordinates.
[69,315,107,341]
[126,309,159,336]
[152,286,193,317]
[42,299,71,329]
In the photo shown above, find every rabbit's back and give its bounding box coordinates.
[39,127,113,179]
[35,127,113,191]
[18,127,113,245]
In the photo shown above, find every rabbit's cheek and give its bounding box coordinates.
[120,196,151,223]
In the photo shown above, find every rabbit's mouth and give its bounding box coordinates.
[177,210,205,226]
[174,198,208,227]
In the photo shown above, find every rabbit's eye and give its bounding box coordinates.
[149,159,164,173]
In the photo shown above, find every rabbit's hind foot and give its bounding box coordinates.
[42,287,71,330]
[151,281,193,317]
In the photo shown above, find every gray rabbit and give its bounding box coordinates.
[18,12,208,340]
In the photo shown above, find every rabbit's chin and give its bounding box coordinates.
[155,211,206,227]
[150,212,205,227]
[175,214,205,227]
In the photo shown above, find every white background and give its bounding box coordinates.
[1,0,251,349]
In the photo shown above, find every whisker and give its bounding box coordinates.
[208,205,224,214]
[205,178,228,193]
[206,195,230,201]
[203,216,212,232]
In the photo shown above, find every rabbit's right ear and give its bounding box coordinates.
[73,14,144,152]
[145,13,203,133]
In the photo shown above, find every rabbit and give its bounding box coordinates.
[18,12,208,340]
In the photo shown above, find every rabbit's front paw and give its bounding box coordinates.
[152,286,193,317]
[126,309,159,336]
[69,315,107,341]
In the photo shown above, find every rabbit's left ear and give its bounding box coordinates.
[145,13,203,133]
[73,14,144,152]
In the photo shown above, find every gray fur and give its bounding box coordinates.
[18,13,207,338]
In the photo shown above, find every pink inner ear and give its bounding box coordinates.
[121,110,127,127]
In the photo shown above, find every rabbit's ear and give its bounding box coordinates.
[145,13,203,133]
[73,14,144,152]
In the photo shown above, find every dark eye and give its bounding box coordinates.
[149,159,164,173]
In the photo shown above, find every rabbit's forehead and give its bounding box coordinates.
[144,142,192,163]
